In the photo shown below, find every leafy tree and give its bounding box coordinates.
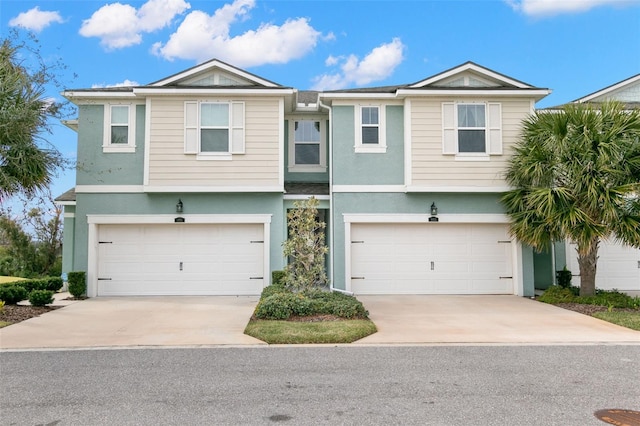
[0,33,66,199]
[0,192,63,277]
[282,197,329,292]
[502,101,640,296]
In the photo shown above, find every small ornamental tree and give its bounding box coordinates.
[282,197,329,292]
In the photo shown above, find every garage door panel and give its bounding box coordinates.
[351,223,513,295]
[569,241,640,291]
[97,223,264,296]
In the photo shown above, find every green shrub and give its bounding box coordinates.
[44,276,64,292]
[556,267,572,289]
[576,289,640,309]
[0,285,28,304]
[308,291,369,318]
[254,292,313,320]
[17,279,48,293]
[0,300,5,313]
[271,270,286,286]
[538,285,578,304]
[28,290,54,306]
[67,271,86,298]
[260,282,289,299]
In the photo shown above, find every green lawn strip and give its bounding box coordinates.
[592,311,640,331]
[244,319,377,344]
[0,276,27,284]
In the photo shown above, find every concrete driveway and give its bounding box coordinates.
[1,295,639,350]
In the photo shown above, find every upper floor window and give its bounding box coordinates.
[103,104,136,153]
[442,102,502,159]
[288,119,326,172]
[356,105,386,153]
[184,101,245,159]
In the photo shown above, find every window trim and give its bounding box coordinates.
[103,103,136,153]
[442,101,502,158]
[288,118,327,173]
[355,104,386,153]
[184,100,245,160]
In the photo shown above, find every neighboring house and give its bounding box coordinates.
[57,60,552,297]
[563,74,640,293]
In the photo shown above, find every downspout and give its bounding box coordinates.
[318,98,353,295]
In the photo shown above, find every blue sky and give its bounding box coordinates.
[1,0,640,200]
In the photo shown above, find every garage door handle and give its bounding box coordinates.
[430,261,434,270]
[250,277,263,280]
[98,278,112,281]
[499,276,512,279]
[351,277,365,280]
[179,262,183,271]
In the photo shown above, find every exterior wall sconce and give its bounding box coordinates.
[175,199,185,223]
[429,202,439,222]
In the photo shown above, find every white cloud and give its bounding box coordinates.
[79,0,190,50]
[152,0,322,66]
[9,7,64,32]
[91,79,140,88]
[507,0,638,16]
[312,38,405,90]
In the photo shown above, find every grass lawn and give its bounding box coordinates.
[244,319,377,344]
[592,311,640,331]
[0,276,26,284]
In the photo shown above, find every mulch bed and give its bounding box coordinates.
[0,305,61,325]
[555,303,639,316]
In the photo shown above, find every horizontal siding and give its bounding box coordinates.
[147,97,281,187]
[410,97,531,188]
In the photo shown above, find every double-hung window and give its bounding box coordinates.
[103,104,136,153]
[184,101,245,158]
[356,105,386,153]
[442,102,502,158]
[290,120,327,172]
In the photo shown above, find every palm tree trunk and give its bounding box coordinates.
[576,240,599,296]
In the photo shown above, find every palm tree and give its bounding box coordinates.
[0,37,64,199]
[502,101,640,296]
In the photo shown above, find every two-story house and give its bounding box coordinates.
[58,60,552,297]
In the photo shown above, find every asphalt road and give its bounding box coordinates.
[1,345,639,425]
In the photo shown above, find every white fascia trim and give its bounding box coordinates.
[343,213,509,224]
[63,212,75,218]
[56,201,77,206]
[134,88,294,96]
[576,74,640,103]
[143,98,151,186]
[87,214,272,225]
[142,185,284,193]
[62,91,137,100]
[404,98,412,187]
[333,185,406,193]
[406,185,511,193]
[76,185,144,193]
[283,194,330,201]
[279,98,285,188]
[396,89,551,98]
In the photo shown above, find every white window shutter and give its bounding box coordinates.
[184,101,198,154]
[442,102,456,154]
[487,103,502,155]
[230,102,245,154]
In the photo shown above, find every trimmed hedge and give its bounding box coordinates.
[539,285,640,309]
[0,285,28,304]
[254,284,369,320]
[28,290,55,307]
[0,276,64,293]
[67,271,86,298]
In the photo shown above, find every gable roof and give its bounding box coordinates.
[149,58,283,88]
[320,61,550,101]
[572,73,640,105]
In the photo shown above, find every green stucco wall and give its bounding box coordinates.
[332,105,404,185]
[76,105,145,186]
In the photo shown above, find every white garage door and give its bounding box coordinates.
[97,224,265,296]
[569,242,640,291]
[350,223,513,294]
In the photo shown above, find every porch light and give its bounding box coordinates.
[430,202,438,216]
[176,199,183,213]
